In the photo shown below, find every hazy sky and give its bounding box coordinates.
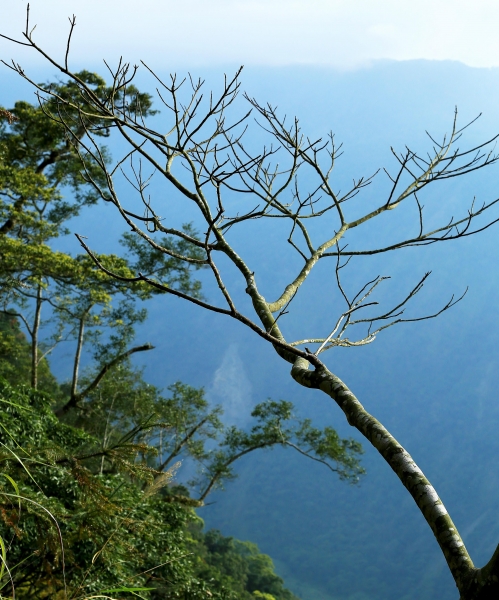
[1,0,498,70]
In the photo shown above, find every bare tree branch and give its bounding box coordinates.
[55,342,155,417]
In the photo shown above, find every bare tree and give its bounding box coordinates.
[3,8,499,599]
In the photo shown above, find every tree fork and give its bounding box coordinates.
[460,543,499,600]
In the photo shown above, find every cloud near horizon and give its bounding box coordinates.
[1,1,499,72]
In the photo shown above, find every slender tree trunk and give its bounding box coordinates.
[100,392,115,475]
[70,307,91,402]
[240,254,499,599]
[31,284,43,389]
[290,357,499,600]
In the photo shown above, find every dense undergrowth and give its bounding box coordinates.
[0,349,298,599]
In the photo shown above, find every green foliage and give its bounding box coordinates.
[197,398,364,500]
[0,313,356,598]
[188,528,296,600]
[0,75,204,397]
[0,312,59,396]
[0,299,363,507]
[0,378,299,599]
[62,356,364,504]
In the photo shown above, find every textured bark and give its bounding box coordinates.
[460,544,499,599]
[289,356,499,599]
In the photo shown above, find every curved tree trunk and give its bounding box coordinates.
[290,356,499,600]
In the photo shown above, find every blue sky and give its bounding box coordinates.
[2,0,499,70]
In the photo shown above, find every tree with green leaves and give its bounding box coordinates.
[67,366,363,506]
[6,10,499,598]
[0,73,203,402]
[0,254,364,507]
